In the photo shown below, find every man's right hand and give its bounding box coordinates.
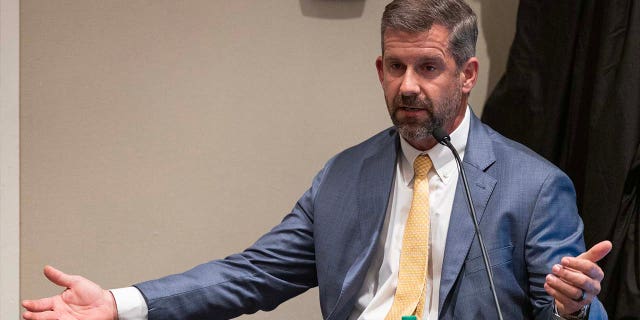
[22,266,118,320]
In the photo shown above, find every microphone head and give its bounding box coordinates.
[432,127,451,145]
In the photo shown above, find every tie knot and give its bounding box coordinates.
[413,154,432,178]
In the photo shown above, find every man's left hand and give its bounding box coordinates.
[544,240,612,316]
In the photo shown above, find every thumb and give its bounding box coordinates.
[576,240,612,263]
[43,265,77,288]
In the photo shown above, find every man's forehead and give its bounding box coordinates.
[383,25,451,45]
[382,25,451,57]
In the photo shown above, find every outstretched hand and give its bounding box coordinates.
[22,266,117,320]
[544,240,612,316]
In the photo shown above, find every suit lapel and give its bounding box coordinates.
[356,136,399,250]
[439,114,497,311]
[327,129,400,319]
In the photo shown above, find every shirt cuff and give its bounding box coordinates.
[110,287,149,320]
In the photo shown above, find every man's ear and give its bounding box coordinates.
[460,57,479,94]
[375,56,384,84]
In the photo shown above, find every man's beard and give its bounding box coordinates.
[389,86,462,142]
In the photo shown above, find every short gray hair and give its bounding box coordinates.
[381,0,478,69]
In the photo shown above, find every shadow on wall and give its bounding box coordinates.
[475,0,519,96]
[299,0,366,19]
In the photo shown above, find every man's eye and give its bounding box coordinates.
[390,63,404,70]
[422,65,436,72]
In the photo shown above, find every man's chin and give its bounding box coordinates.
[396,124,432,142]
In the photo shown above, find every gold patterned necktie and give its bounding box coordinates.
[385,154,432,320]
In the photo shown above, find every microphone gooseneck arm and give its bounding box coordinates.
[432,127,504,320]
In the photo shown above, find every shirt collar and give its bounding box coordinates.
[399,106,471,186]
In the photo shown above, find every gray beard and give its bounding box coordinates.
[392,92,461,143]
[394,116,443,142]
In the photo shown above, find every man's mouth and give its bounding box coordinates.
[400,106,425,111]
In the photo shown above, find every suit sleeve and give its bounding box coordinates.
[133,159,335,320]
[525,170,607,319]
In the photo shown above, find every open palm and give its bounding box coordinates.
[22,266,116,320]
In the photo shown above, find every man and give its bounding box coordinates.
[22,0,611,319]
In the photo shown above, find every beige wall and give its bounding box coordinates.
[19,1,518,319]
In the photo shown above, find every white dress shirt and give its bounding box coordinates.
[111,108,470,320]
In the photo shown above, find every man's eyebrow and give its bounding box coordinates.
[414,51,447,61]
[417,55,446,64]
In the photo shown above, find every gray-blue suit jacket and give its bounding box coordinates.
[135,114,607,319]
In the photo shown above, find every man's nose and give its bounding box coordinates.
[399,69,420,96]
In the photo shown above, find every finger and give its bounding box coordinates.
[576,240,612,263]
[560,257,605,282]
[544,282,584,314]
[43,265,77,288]
[22,310,57,320]
[552,263,602,293]
[21,298,54,312]
[545,273,592,304]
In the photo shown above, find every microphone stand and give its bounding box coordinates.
[432,127,504,320]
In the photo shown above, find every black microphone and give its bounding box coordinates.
[432,127,504,320]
